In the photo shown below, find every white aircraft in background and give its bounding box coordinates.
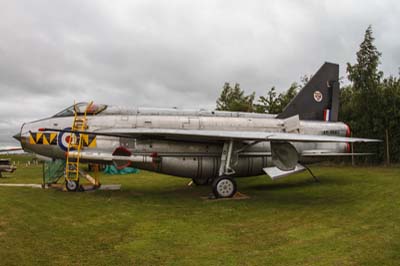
[0,147,22,177]
[0,147,23,153]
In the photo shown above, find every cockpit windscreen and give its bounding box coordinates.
[53,102,107,117]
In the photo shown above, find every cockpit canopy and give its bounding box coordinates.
[53,102,107,117]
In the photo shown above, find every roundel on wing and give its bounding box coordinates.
[57,127,79,151]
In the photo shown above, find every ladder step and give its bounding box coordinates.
[70,145,80,149]
[67,170,78,174]
[74,127,88,131]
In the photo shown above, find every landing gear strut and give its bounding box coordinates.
[211,140,238,198]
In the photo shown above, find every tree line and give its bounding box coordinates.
[215,26,400,164]
[216,81,301,114]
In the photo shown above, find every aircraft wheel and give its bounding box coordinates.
[192,177,211,186]
[66,180,79,192]
[212,176,237,198]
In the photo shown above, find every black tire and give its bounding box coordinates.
[192,177,211,186]
[212,176,237,198]
[66,180,79,192]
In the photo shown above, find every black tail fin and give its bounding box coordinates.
[277,62,339,121]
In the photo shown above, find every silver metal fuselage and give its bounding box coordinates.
[19,107,348,182]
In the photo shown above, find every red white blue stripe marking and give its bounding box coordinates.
[323,109,331,121]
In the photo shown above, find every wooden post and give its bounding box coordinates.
[42,161,44,186]
[386,128,390,166]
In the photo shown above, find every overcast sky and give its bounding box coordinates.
[1,0,399,145]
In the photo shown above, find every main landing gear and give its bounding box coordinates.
[211,140,238,198]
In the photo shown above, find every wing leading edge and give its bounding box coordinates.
[40,128,381,143]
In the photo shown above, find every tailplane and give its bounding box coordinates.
[277,62,339,121]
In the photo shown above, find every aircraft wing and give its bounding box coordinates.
[42,128,381,143]
[97,128,380,143]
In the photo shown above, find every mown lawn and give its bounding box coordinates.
[0,155,399,265]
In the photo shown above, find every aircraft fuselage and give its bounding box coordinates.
[18,107,349,183]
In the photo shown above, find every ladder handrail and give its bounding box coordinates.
[65,101,93,183]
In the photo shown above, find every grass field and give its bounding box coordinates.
[0,155,399,265]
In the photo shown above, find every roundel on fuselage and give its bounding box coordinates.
[57,127,78,151]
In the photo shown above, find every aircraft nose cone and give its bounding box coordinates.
[13,132,21,142]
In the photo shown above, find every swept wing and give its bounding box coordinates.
[40,128,381,143]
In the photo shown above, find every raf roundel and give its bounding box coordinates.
[57,127,78,151]
[313,90,323,102]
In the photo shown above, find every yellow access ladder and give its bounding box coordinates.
[65,101,93,191]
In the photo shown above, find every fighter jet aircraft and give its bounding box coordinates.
[13,62,379,197]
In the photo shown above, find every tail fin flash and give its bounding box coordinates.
[277,62,339,121]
